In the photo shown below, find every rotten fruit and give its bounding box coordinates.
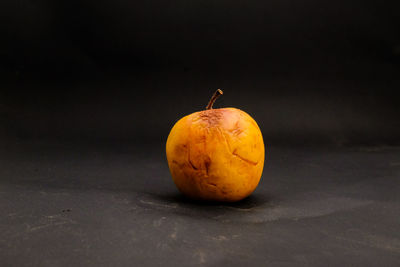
[166,89,265,202]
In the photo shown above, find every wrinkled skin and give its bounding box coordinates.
[166,108,265,202]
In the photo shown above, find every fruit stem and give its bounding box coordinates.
[206,89,223,110]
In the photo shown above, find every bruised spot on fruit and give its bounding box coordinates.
[198,110,223,126]
[197,133,207,144]
[204,156,211,176]
[187,146,198,170]
[208,182,217,187]
[229,121,244,136]
[232,148,258,165]
[188,159,198,170]
[174,143,187,155]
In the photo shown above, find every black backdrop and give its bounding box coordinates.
[1,0,399,146]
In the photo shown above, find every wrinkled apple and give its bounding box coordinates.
[166,89,265,202]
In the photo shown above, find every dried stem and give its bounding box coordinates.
[206,89,223,110]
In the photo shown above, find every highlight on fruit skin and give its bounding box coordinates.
[166,89,265,202]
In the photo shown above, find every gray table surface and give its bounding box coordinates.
[1,141,399,266]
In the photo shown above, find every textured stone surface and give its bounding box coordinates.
[0,141,399,266]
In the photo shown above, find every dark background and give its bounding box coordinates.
[0,1,400,266]
[0,0,399,146]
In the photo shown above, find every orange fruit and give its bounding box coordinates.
[166,89,265,202]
